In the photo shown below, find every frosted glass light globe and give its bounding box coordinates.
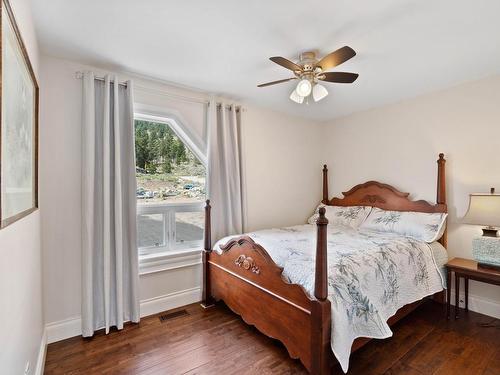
[296,79,312,97]
[289,89,305,104]
[312,83,329,102]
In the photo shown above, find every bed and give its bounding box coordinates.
[201,154,448,374]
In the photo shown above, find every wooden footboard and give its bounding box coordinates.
[202,201,332,373]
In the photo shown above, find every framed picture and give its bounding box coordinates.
[0,0,39,228]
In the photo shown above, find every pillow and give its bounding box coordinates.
[307,204,372,228]
[360,207,447,242]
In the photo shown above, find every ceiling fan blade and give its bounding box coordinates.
[320,72,359,84]
[316,46,356,71]
[269,56,303,72]
[257,77,297,87]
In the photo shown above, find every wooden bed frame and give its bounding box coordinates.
[201,153,447,374]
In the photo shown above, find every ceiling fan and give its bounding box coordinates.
[257,46,359,104]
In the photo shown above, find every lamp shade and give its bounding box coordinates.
[463,192,500,227]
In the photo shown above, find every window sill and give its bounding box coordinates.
[139,248,202,276]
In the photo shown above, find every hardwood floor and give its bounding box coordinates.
[44,301,500,375]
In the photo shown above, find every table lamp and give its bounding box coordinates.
[463,188,500,270]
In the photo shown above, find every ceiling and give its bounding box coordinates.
[32,0,500,121]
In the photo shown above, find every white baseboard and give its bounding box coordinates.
[46,315,82,344]
[450,290,500,319]
[140,287,201,317]
[45,287,202,344]
[35,329,47,375]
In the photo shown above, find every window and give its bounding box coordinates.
[135,118,206,257]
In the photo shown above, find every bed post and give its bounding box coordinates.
[311,207,332,374]
[201,199,215,308]
[437,153,446,206]
[314,207,328,300]
[435,154,447,305]
[437,153,447,248]
[322,165,329,204]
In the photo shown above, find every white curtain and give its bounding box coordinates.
[207,99,244,242]
[81,72,140,337]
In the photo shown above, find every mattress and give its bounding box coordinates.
[429,240,448,282]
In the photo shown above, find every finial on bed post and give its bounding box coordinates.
[314,207,329,301]
[322,165,329,204]
[437,154,446,205]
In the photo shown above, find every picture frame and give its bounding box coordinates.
[0,0,39,228]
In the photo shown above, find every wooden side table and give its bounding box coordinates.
[445,257,500,319]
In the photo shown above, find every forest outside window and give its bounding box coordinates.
[135,119,206,257]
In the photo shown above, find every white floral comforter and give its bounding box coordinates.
[214,224,445,373]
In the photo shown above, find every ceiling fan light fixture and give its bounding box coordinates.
[289,89,305,104]
[312,83,329,102]
[295,79,312,97]
[259,46,358,105]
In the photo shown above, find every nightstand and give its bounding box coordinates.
[446,257,500,319]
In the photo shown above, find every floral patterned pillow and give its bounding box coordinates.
[360,207,447,243]
[307,204,372,228]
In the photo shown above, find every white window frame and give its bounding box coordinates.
[137,201,204,256]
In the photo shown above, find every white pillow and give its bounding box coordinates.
[360,207,447,243]
[307,204,372,228]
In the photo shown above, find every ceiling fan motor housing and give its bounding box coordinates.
[299,51,318,72]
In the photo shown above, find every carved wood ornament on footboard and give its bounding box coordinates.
[202,154,447,374]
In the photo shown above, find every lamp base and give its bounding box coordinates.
[482,227,499,237]
[472,236,500,270]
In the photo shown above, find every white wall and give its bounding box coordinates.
[241,106,323,231]
[39,55,323,339]
[323,75,500,317]
[0,0,45,374]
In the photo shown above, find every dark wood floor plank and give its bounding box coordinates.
[384,362,424,375]
[483,347,500,375]
[433,339,495,375]
[44,301,499,375]
[396,306,499,375]
[398,328,470,373]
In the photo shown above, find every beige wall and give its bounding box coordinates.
[39,55,323,336]
[0,0,45,374]
[322,75,500,317]
[241,106,323,231]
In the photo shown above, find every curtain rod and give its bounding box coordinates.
[212,103,244,112]
[75,71,210,105]
[75,71,244,111]
[75,71,128,87]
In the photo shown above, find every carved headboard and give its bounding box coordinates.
[328,180,447,213]
[321,154,448,245]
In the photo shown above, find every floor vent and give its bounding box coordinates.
[159,309,188,323]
